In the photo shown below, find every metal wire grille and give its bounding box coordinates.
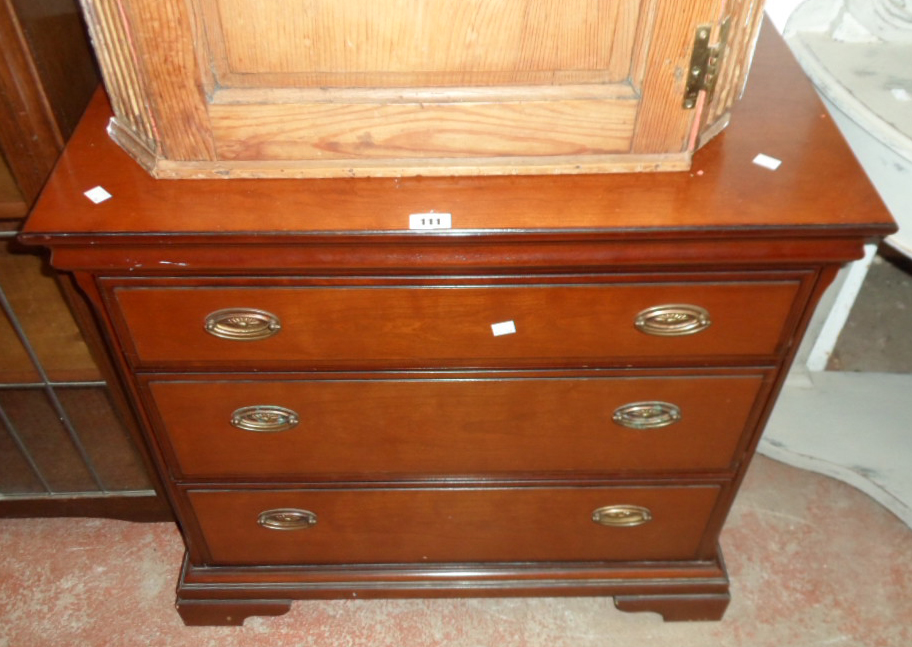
[0,230,154,500]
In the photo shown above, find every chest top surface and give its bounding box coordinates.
[20,25,894,249]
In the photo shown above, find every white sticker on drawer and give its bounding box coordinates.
[491,320,517,336]
[752,153,782,170]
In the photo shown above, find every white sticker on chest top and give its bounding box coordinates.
[84,186,112,203]
[491,320,517,336]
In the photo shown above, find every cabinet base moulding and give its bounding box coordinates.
[175,551,731,625]
[138,150,693,180]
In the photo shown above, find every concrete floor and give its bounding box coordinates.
[1,455,909,646]
[760,0,912,528]
[760,249,912,527]
[829,251,912,373]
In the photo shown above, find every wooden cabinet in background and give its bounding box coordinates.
[0,0,97,217]
[0,0,168,520]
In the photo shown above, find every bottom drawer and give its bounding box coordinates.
[186,484,722,566]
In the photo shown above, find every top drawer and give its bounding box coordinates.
[107,278,804,369]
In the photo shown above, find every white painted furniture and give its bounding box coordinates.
[761,1,912,529]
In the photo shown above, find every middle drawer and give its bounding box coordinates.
[143,373,769,479]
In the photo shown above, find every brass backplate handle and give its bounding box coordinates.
[231,405,300,433]
[592,505,653,528]
[613,401,681,430]
[204,307,281,341]
[257,508,318,531]
[634,304,711,336]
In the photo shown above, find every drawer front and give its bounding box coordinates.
[110,281,801,368]
[185,484,721,565]
[147,374,767,478]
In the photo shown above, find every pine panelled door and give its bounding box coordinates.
[79,0,764,178]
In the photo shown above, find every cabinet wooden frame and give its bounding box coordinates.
[77,0,766,178]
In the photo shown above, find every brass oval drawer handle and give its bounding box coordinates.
[612,401,681,430]
[634,304,711,336]
[592,505,653,528]
[257,508,318,531]
[230,406,300,433]
[204,308,281,341]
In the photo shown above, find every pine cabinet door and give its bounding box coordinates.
[80,0,765,177]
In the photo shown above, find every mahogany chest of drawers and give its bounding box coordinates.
[21,27,895,626]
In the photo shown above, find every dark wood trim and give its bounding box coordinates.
[0,494,172,522]
[57,271,174,505]
[176,551,730,623]
[879,241,912,274]
[614,593,730,621]
[176,600,292,627]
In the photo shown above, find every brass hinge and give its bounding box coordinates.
[682,18,731,109]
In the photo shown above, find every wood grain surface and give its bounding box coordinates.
[108,280,802,368]
[145,372,767,478]
[74,0,774,175]
[20,25,895,237]
[186,484,722,564]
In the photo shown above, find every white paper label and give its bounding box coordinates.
[491,320,516,336]
[84,186,112,203]
[752,154,782,171]
[409,213,452,229]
